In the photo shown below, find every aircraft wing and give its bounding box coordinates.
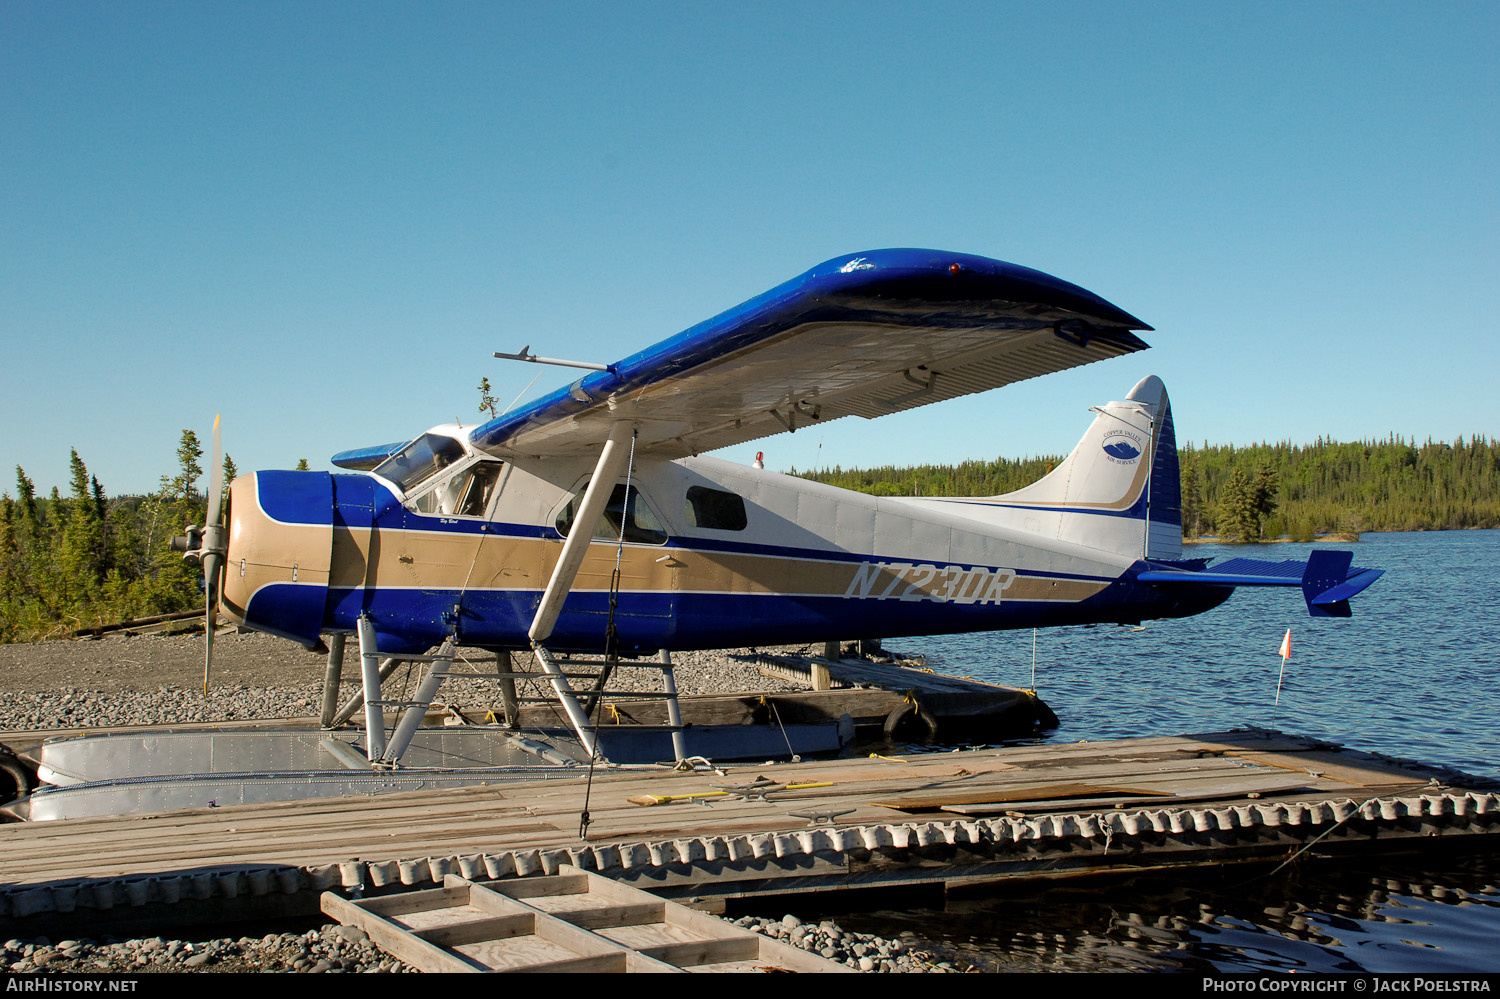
[468,248,1152,460]
[1139,551,1385,618]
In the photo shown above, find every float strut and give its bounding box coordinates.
[356,615,388,762]
[529,421,634,644]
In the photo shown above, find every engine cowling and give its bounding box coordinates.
[221,471,333,647]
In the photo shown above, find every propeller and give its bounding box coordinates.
[202,414,225,693]
[171,415,228,694]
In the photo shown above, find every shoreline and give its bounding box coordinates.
[1183,531,1361,544]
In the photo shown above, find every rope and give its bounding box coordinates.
[579,427,638,840]
[602,428,638,667]
[761,695,801,763]
[1262,793,1384,878]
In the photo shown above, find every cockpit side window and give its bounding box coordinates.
[408,461,505,518]
[456,462,503,517]
[374,434,467,494]
[555,484,667,545]
[684,486,748,531]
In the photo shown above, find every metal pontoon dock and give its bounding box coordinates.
[2,729,1496,939]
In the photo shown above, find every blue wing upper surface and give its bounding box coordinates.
[465,249,1152,460]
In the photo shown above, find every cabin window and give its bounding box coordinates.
[684,486,747,531]
[556,484,667,545]
[374,434,467,494]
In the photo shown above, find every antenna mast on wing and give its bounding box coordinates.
[494,345,613,373]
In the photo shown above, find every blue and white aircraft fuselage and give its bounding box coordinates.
[211,249,1381,657]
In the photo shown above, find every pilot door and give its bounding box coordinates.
[395,459,509,643]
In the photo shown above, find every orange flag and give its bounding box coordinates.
[1278,629,1291,661]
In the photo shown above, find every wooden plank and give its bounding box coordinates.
[638,937,762,968]
[533,900,668,930]
[596,920,699,951]
[941,777,1315,815]
[459,940,630,973]
[873,782,1176,811]
[360,884,472,917]
[388,904,495,934]
[480,873,590,899]
[1229,749,1432,787]
[863,759,1258,811]
[417,914,537,947]
[633,936,756,966]
[320,891,482,973]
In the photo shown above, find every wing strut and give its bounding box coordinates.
[529,421,635,644]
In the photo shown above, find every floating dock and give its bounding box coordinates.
[2,729,1496,940]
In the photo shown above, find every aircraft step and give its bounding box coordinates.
[510,690,681,702]
[539,656,675,670]
[321,867,853,973]
[530,646,687,761]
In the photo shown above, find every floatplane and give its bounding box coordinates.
[15,249,1381,820]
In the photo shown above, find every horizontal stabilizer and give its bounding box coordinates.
[1138,550,1383,618]
[1307,566,1384,617]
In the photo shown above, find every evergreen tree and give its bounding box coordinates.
[60,449,106,607]
[1217,470,1258,541]
[216,453,237,522]
[1181,451,1204,537]
[174,430,203,501]
[478,377,499,419]
[1250,465,1278,539]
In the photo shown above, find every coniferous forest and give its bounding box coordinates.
[3,433,1497,643]
[799,435,1500,542]
[1,433,243,643]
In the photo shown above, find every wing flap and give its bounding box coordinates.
[471,249,1150,459]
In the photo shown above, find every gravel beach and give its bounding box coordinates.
[0,630,814,730]
[0,631,959,973]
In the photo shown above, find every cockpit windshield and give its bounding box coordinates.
[373,433,467,494]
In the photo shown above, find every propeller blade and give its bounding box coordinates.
[207,413,224,527]
[203,574,216,694]
[203,413,224,693]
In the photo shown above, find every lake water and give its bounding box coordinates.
[835,531,1500,972]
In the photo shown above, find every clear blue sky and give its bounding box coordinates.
[3,1,1495,498]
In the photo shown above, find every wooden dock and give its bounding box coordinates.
[321,868,852,972]
[2,729,1496,939]
[501,652,1057,743]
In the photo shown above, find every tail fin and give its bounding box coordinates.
[988,375,1182,560]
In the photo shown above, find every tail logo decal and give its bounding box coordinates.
[1101,430,1145,463]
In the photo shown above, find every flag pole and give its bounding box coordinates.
[1274,628,1291,712]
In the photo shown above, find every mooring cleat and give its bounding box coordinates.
[790,807,856,826]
